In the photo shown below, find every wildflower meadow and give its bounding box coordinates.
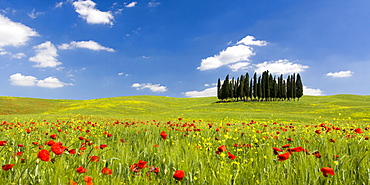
[0,95,369,184]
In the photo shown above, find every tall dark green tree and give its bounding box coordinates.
[253,73,257,100]
[217,78,221,100]
[243,73,250,101]
[296,74,303,100]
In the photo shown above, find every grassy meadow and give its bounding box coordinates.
[0,94,369,184]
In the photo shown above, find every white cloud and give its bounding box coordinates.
[148,1,160,7]
[197,35,267,71]
[198,45,255,71]
[28,9,45,19]
[183,87,217,98]
[58,40,115,52]
[55,2,64,8]
[228,62,251,72]
[125,2,137,8]
[0,14,38,47]
[0,49,26,59]
[303,86,324,96]
[236,35,268,46]
[254,59,309,74]
[326,70,353,78]
[37,77,73,88]
[118,72,130,76]
[29,41,62,68]
[72,0,114,25]
[9,73,72,88]
[9,73,37,86]
[132,83,167,92]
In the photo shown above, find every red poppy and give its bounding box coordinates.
[38,149,50,162]
[153,167,160,174]
[101,167,112,175]
[272,147,283,155]
[51,143,67,155]
[287,138,292,142]
[136,160,148,169]
[78,136,85,140]
[312,151,321,158]
[99,144,108,149]
[0,141,7,146]
[320,167,335,177]
[287,146,304,153]
[330,139,335,143]
[32,142,39,145]
[120,139,125,143]
[173,170,185,181]
[160,131,167,140]
[282,144,290,148]
[50,134,57,139]
[89,156,100,162]
[46,140,55,146]
[228,152,236,160]
[218,145,227,152]
[354,128,364,134]
[84,176,93,185]
[277,152,290,161]
[69,180,77,185]
[2,164,14,171]
[17,144,24,147]
[76,166,87,173]
[68,149,76,154]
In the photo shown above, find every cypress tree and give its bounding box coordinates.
[291,74,296,100]
[257,76,262,101]
[239,75,245,101]
[253,73,257,100]
[221,74,230,100]
[244,73,250,101]
[296,73,303,100]
[217,78,221,100]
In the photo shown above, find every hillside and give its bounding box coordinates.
[0,95,369,123]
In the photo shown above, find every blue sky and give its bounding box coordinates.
[1,0,370,99]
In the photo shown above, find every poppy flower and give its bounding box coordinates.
[50,134,57,139]
[354,128,364,134]
[101,167,112,175]
[84,176,93,185]
[32,142,39,145]
[287,146,304,153]
[330,139,335,143]
[2,164,14,171]
[68,149,76,154]
[228,152,236,160]
[272,147,283,155]
[160,131,167,140]
[312,151,322,158]
[69,180,77,185]
[282,144,290,148]
[320,167,335,177]
[218,145,227,152]
[173,170,185,181]
[51,143,67,155]
[46,140,55,146]
[0,141,7,146]
[136,160,148,169]
[277,152,290,161]
[76,166,87,173]
[89,156,100,162]
[99,144,108,149]
[38,149,50,162]
[17,144,24,147]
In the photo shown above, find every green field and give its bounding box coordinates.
[0,94,369,184]
[1,94,369,123]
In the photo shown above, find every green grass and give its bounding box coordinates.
[1,94,370,123]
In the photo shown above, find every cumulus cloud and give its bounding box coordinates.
[9,73,72,88]
[0,14,38,48]
[183,87,217,98]
[125,2,137,8]
[197,35,267,71]
[197,45,255,71]
[29,41,62,68]
[228,62,251,72]
[303,86,324,96]
[132,83,167,92]
[58,40,115,52]
[0,49,26,59]
[236,35,268,46]
[72,0,114,25]
[326,70,353,78]
[254,59,309,74]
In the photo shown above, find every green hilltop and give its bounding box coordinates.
[0,95,369,123]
